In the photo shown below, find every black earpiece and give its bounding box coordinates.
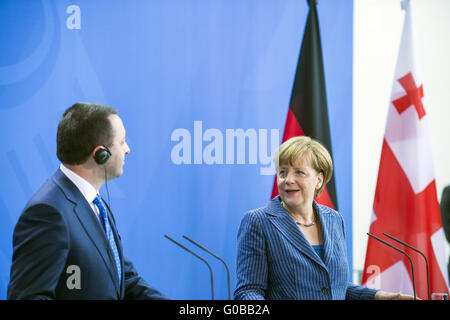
[94,147,111,165]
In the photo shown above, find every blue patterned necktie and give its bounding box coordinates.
[93,195,122,286]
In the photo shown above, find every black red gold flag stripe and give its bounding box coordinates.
[272,0,337,211]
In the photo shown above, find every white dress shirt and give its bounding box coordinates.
[60,164,102,221]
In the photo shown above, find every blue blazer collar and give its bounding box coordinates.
[52,169,123,296]
[265,196,335,269]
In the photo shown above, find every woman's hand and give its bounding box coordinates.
[375,291,417,300]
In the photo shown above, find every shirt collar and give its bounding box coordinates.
[60,164,99,204]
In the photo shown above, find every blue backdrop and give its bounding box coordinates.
[0,0,352,299]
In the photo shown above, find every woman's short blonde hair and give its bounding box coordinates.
[273,136,333,197]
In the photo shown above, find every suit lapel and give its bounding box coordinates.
[53,169,121,296]
[266,197,326,269]
[314,201,334,267]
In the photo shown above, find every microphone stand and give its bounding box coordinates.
[165,234,215,300]
[382,233,430,300]
[182,235,231,300]
[367,233,417,300]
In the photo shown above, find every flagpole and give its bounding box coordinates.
[401,0,410,11]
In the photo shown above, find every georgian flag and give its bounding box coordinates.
[361,0,449,299]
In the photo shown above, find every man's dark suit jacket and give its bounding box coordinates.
[440,185,450,284]
[7,169,167,300]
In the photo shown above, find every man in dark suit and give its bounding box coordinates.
[440,185,450,285]
[7,102,167,299]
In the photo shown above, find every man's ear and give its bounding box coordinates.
[92,146,111,165]
[91,146,103,157]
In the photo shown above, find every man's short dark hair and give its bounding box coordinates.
[57,102,118,165]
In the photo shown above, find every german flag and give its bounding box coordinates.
[271,0,337,210]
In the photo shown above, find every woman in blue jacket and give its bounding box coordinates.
[234,136,413,300]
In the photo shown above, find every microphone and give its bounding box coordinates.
[382,233,430,300]
[164,234,215,300]
[182,235,231,300]
[367,233,417,300]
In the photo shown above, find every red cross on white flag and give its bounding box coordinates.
[361,0,449,299]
